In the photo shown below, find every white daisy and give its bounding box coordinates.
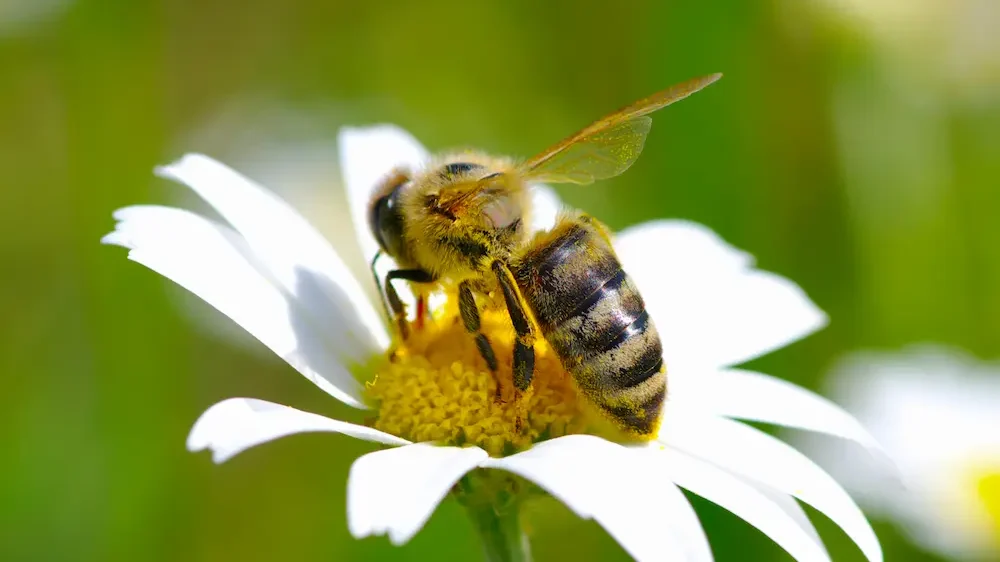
[794,346,1000,561]
[804,0,1000,101]
[103,125,883,562]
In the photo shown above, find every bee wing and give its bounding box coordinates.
[518,73,722,185]
[519,116,653,185]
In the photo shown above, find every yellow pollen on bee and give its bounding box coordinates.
[366,305,592,457]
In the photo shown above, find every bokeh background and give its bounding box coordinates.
[2,0,998,560]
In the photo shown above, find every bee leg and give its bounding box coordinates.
[381,268,437,341]
[369,250,400,340]
[492,261,535,433]
[457,281,500,388]
[383,278,410,341]
[415,295,427,330]
[370,251,393,331]
[491,261,536,392]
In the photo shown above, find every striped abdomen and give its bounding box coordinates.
[511,216,666,435]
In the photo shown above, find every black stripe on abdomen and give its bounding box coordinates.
[514,224,621,330]
[549,270,666,435]
[559,306,663,390]
[547,271,650,371]
[602,382,666,435]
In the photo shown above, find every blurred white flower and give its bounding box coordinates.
[794,347,1000,560]
[807,0,1000,102]
[104,126,883,561]
[0,0,71,36]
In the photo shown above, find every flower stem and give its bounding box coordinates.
[467,503,531,562]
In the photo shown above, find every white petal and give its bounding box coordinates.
[647,444,831,562]
[528,184,561,233]
[668,368,883,452]
[104,205,367,407]
[616,220,827,369]
[156,154,389,360]
[753,484,825,548]
[337,125,430,267]
[485,435,711,562]
[792,347,1000,560]
[348,443,487,545]
[187,398,408,463]
[660,410,882,562]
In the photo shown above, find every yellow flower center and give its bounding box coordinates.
[975,468,1000,542]
[366,305,617,457]
[950,455,1000,551]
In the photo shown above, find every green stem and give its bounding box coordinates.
[467,503,531,562]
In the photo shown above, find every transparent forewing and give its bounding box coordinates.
[520,73,722,185]
[522,117,652,185]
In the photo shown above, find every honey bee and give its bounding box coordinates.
[367,74,721,435]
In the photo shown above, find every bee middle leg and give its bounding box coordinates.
[491,261,535,392]
[457,281,499,377]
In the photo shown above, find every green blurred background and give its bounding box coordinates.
[2,0,997,560]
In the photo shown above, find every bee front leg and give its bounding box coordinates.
[370,251,393,331]
[380,267,436,341]
[491,261,535,392]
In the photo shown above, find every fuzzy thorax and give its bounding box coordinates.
[366,305,595,457]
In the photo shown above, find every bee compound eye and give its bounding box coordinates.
[368,195,390,251]
[369,183,408,256]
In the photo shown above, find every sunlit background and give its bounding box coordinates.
[2,0,998,560]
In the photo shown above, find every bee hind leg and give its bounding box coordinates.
[491,261,536,391]
[492,261,536,433]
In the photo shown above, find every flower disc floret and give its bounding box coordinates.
[367,306,591,457]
